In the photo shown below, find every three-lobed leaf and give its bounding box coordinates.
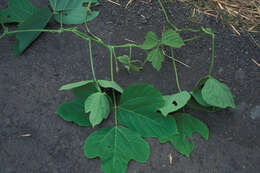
[147,47,164,71]
[139,31,158,50]
[161,29,184,48]
[159,91,191,116]
[85,92,110,127]
[202,77,235,109]
[0,0,38,24]
[13,7,52,55]
[49,0,99,24]
[160,113,209,157]
[56,99,90,126]
[117,84,178,138]
[84,126,150,173]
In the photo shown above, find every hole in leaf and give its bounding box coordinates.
[172,101,178,106]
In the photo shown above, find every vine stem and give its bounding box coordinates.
[110,48,118,126]
[171,48,182,92]
[88,40,97,81]
[209,35,215,76]
[157,0,178,31]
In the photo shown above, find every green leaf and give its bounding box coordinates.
[202,78,236,109]
[159,91,191,116]
[56,99,90,126]
[117,55,130,65]
[0,0,37,23]
[13,8,52,55]
[192,76,211,107]
[187,97,221,113]
[129,64,142,72]
[49,0,100,24]
[160,113,209,157]
[147,47,164,71]
[139,31,158,50]
[84,126,150,173]
[117,84,178,138]
[98,80,123,93]
[160,29,184,48]
[73,82,100,100]
[60,80,94,90]
[85,92,111,127]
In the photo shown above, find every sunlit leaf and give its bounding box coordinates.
[159,91,191,116]
[49,0,100,24]
[98,80,123,93]
[161,29,184,48]
[147,47,164,71]
[138,31,158,50]
[85,92,111,127]
[160,113,208,157]
[84,126,150,173]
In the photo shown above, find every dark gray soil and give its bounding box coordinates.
[0,0,260,173]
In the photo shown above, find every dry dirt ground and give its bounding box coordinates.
[0,0,260,173]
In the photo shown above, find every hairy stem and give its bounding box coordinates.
[171,48,182,92]
[209,35,215,76]
[157,0,178,31]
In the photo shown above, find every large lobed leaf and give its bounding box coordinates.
[49,0,100,24]
[117,84,178,138]
[84,126,150,173]
[0,0,37,23]
[13,7,52,55]
[160,113,209,157]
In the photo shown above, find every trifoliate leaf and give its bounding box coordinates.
[159,91,191,116]
[139,31,158,50]
[117,55,130,65]
[56,99,90,126]
[202,78,235,109]
[98,80,123,93]
[13,8,52,55]
[161,29,184,48]
[85,92,110,127]
[84,126,150,173]
[49,0,100,24]
[147,47,164,71]
[117,84,178,138]
[160,113,209,157]
[0,0,37,23]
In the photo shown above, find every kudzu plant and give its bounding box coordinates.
[0,0,236,172]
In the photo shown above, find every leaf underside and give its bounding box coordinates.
[84,126,150,173]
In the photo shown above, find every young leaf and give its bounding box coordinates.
[49,0,100,24]
[0,0,37,23]
[117,84,178,138]
[98,80,123,93]
[201,78,236,109]
[117,55,130,65]
[160,29,184,48]
[56,99,90,126]
[60,80,94,90]
[160,113,209,157]
[147,47,164,71]
[13,8,52,55]
[138,31,158,50]
[129,64,142,72]
[84,126,150,173]
[159,91,191,116]
[85,92,110,127]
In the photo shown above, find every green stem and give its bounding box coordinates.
[6,29,62,34]
[157,0,178,31]
[171,48,182,92]
[184,33,206,42]
[209,35,215,76]
[88,40,97,81]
